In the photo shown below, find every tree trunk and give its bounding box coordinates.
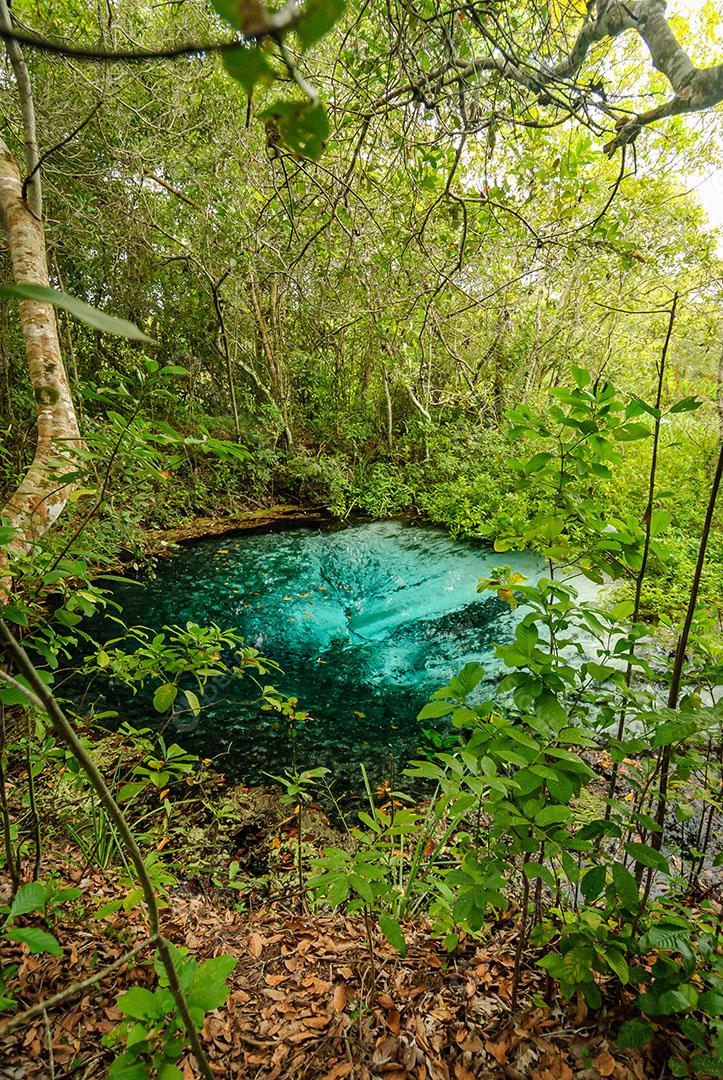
[383,369,393,451]
[248,271,293,449]
[0,0,41,220]
[0,138,80,558]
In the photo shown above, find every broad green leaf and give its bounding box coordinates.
[652,719,696,747]
[454,661,485,695]
[612,861,638,910]
[5,927,62,956]
[698,991,723,1016]
[107,1053,153,1080]
[257,99,329,159]
[626,841,669,874]
[1,603,28,626]
[379,913,406,956]
[158,1065,184,1080]
[688,1055,723,1078]
[9,881,46,918]
[585,661,616,682]
[223,45,275,93]
[668,395,703,413]
[417,700,454,720]
[534,804,572,827]
[0,285,156,343]
[153,682,178,713]
[524,861,556,890]
[183,689,201,717]
[615,422,651,441]
[580,865,606,902]
[117,782,148,804]
[626,396,660,420]
[649,510,670,537]
[562,946,593,984]
[638,988,695,1015]
[188,955,237,1011]
[297,0,346,50]
[603,947,629,984]
[94,899,124,919]
[616,1018,653,1048]
[525,451,552,474]
[117,986,167,1020]
[211,0,242,27]
[68,486,97,503]
[157,365,189,378]
[678,1017,707,1047]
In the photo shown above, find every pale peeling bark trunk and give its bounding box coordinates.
[0,137,80,557]
[0,0,41,219]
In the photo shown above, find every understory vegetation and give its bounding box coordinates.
[0,1,722,1078]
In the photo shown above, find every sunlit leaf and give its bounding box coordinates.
[223,45,275,92]
[297,0,346,50]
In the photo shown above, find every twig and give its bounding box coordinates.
[43,1008,55,1079]
[0,935,157,1037]
[22,102,103,204]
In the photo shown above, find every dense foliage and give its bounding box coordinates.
[0,1,722,1078]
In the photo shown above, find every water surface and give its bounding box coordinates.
[91,522,544,789]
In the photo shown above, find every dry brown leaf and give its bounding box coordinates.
[387,1007,401,1034]
[593,1051,617,1077]
[373,1035,400,1068]
[247,931,264,958]
[321,1065,354,1080]
[287,1028,320,1044]
[303,1015,331,1029]
[575,988,588,1024]
[333,983,347,1012]
[485,1039,509,1065]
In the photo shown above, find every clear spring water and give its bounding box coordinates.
[88,521,545,790]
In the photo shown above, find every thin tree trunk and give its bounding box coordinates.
[0,0,41,220]
[248,272,293,449]
[652,439,723,850]
[383,369,393,451]
[210,278,241,442]
[607,295,676,811]
[0,621,215,1080]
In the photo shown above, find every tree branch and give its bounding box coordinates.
[0,2,301,63]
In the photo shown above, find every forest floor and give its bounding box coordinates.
[0,758,705,1080]
[1,859,662,1080]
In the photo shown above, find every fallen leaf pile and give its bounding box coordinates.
[0,879,662,1080]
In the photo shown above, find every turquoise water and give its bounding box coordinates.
[89,522,544,789]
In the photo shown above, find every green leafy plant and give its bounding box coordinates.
[104,944,237,1079]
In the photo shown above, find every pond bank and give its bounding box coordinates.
[144,503,334,548]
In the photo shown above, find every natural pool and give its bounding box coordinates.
[88,521,546,789]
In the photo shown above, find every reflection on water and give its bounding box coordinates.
[89,521,545,788]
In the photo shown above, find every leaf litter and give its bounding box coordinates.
[0,867,662,1079]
